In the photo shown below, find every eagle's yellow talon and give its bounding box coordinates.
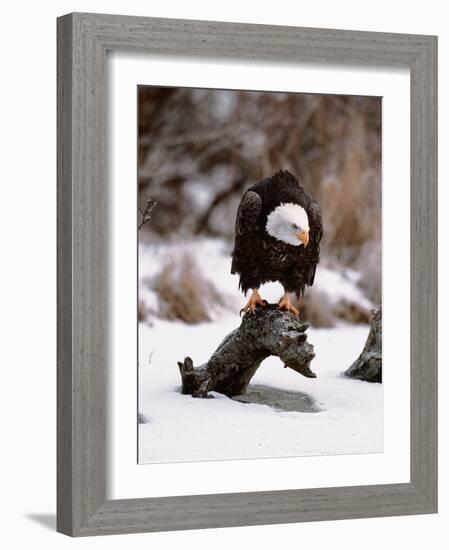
[278,294,300,316]
[241,289,266,315]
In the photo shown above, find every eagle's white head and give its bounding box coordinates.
[266,203,310,247]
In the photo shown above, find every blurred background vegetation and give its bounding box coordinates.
[138,86,381,326]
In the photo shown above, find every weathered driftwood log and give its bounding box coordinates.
[345,308,382,383]
[178,304,316,398]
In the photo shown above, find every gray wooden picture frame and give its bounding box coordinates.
[57,12,438,537]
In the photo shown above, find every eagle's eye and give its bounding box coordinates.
[292,223,299,230]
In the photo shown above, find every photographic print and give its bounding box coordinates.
[137,86,382,464]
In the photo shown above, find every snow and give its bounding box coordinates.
[314,267,373,310]
[138,318,383,464]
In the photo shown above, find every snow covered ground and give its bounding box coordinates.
[138,318,383,463]
[138,238,382,464]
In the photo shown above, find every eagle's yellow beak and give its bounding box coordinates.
[298,230,309,247]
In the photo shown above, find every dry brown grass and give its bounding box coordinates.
[295,287,372,328]
[355,241,382,306]
[153,253,225,324]
[333,300,372,325]
[317,108,381,263]
[138,302,147,322]
[298,290,336,328]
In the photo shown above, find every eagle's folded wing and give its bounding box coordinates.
[306,201,323,286]
[307,202,323,245]
[235,190,262,236]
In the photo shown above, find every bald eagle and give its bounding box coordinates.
[231,170,323,316]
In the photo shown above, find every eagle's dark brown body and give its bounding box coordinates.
[231,170,323,297]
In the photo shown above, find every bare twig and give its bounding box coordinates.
[138,199,157,230]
